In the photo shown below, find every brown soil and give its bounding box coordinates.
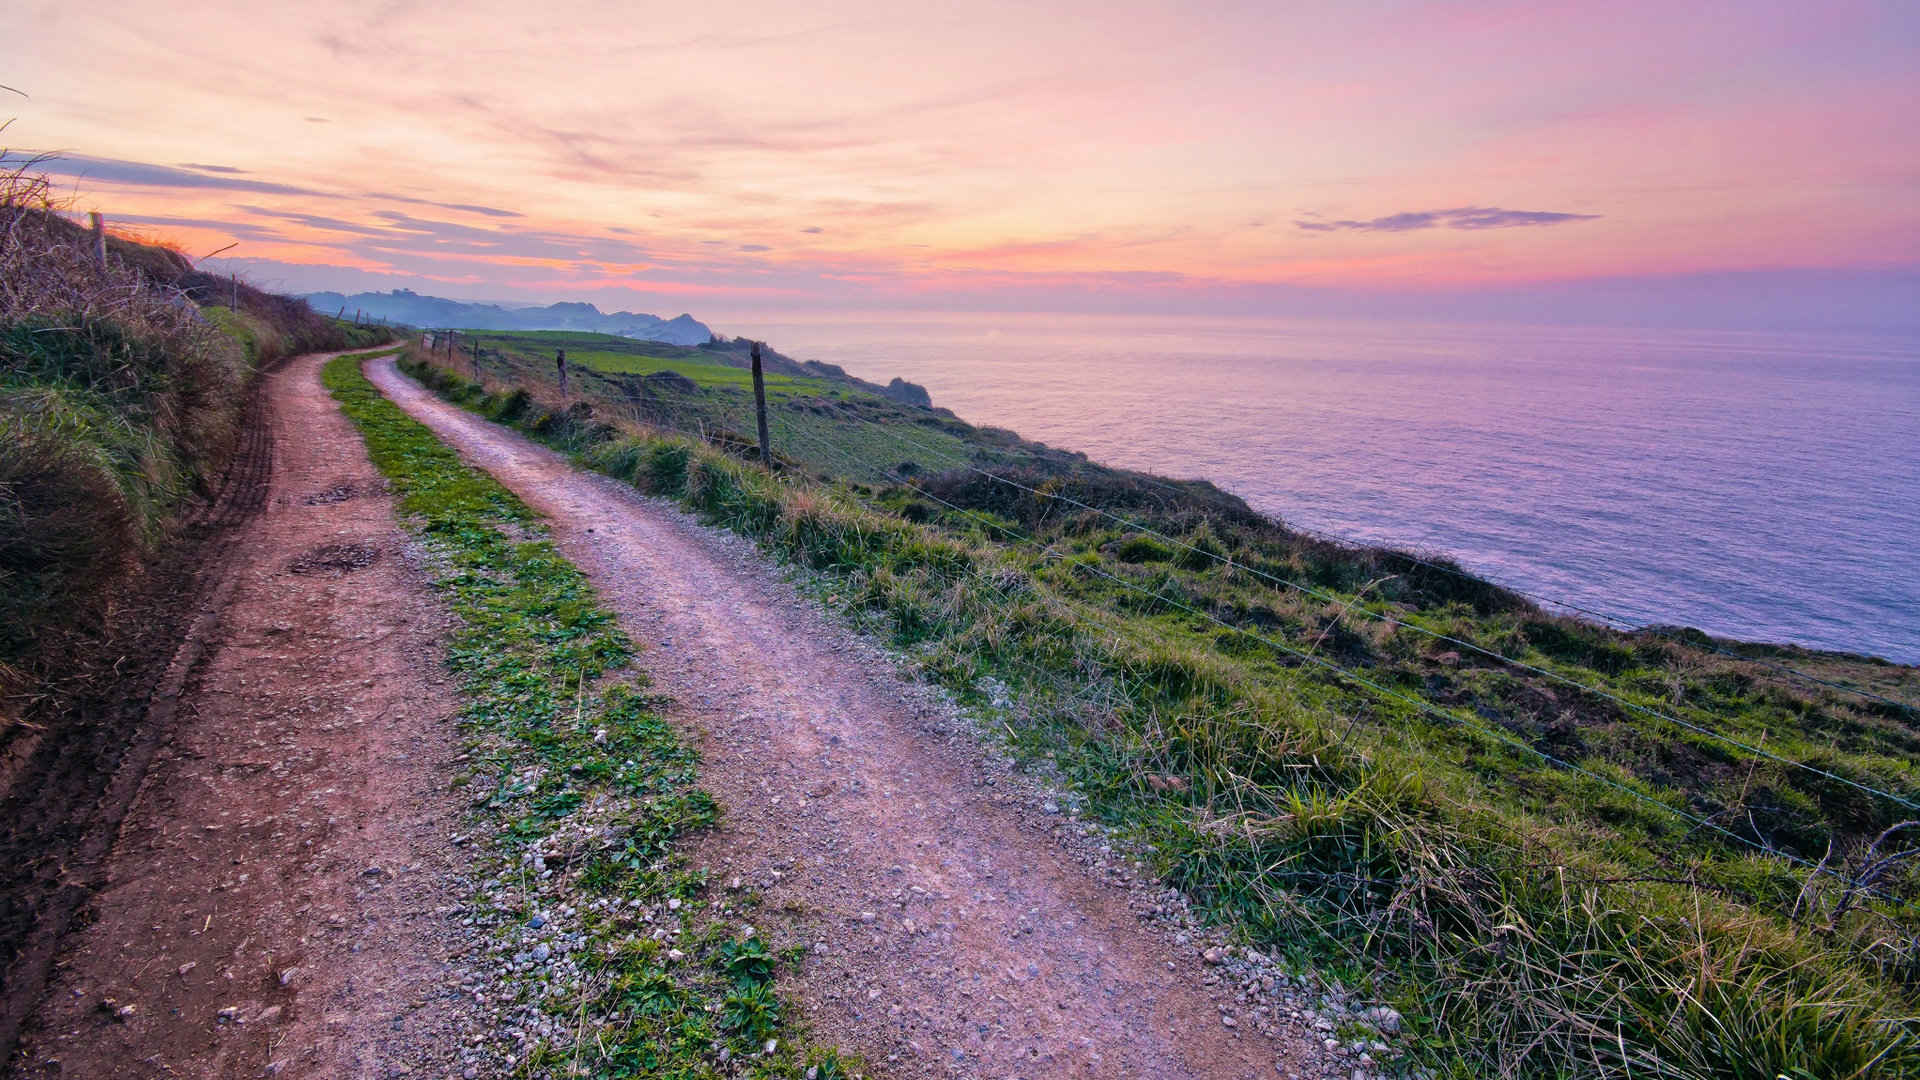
[0,356,279,1062]
[7,352,482,1079]
[366,358,1334,1079]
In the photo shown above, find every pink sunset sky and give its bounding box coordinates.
[9,0,1919,325]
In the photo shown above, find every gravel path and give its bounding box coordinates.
[368,356,1339,1079]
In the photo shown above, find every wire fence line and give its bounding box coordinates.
[789,395,1920,818]
[547,361,1918,726]
[1259,519,1918,716]
[789,391,1917,716]
[644,414,1172,734]
[416,349,1910,905]
[614,368,1920,799]
[469,350,1920,843]
[969,433,1918,716]
[749,410,1888,890]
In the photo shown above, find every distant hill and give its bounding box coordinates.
[303,289,713,346]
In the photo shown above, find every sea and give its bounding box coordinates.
[703,311,1920,664]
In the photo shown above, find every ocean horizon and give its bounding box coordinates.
[704,310,1920,664]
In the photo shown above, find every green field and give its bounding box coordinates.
[448,329,1023,483]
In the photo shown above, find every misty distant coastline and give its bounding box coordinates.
[303,288,714,346]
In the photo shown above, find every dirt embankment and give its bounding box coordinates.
[8,351,483,1079]
[0,356,278,1062]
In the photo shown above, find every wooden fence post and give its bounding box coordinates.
[556,348,568,395]
[750,340,771,467]
[89,212,107,269]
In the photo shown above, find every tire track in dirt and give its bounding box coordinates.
[367,356,1330,1079]
[0,354,279,1064]
[9,351,484,1079]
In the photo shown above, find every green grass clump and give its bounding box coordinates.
[324,353,852,1079]
[0,223,243,704]
[396,347,1920,1078]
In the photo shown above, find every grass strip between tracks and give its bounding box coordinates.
[325,351,854,1080]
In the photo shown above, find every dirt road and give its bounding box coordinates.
[9,351,483,1079]
[8,350,1344,1079]
[365,356,1330,1078]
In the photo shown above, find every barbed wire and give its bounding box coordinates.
[406,351,1904,901]
[800,393,1920,815]
[766,413,1870,883]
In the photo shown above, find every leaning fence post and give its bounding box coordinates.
[556,348,568,395]
[750,340,772,467]
[89,212,107,269]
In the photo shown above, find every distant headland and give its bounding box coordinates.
[301,289,713,346]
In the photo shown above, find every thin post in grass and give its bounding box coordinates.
[88,212,107,268]
[469,340,481,380]
[750,340,772,467]
[556,348,568,396]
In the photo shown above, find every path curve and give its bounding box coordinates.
[368,356,1325,1079]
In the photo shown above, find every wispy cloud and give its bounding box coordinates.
[108,212,288,243]
[23,153,334,197]
[1295,206,1600,232]
[237,205,393,237]
[366,191,524,218]
[19,153,529,222]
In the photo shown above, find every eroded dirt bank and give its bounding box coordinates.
[9,351,481,1079]
[367,356,1329,1079]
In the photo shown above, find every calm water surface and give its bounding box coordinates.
[707,311,1920,663]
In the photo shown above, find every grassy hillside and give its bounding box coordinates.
[0,163,390,721]
[398,338,1920,1079]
